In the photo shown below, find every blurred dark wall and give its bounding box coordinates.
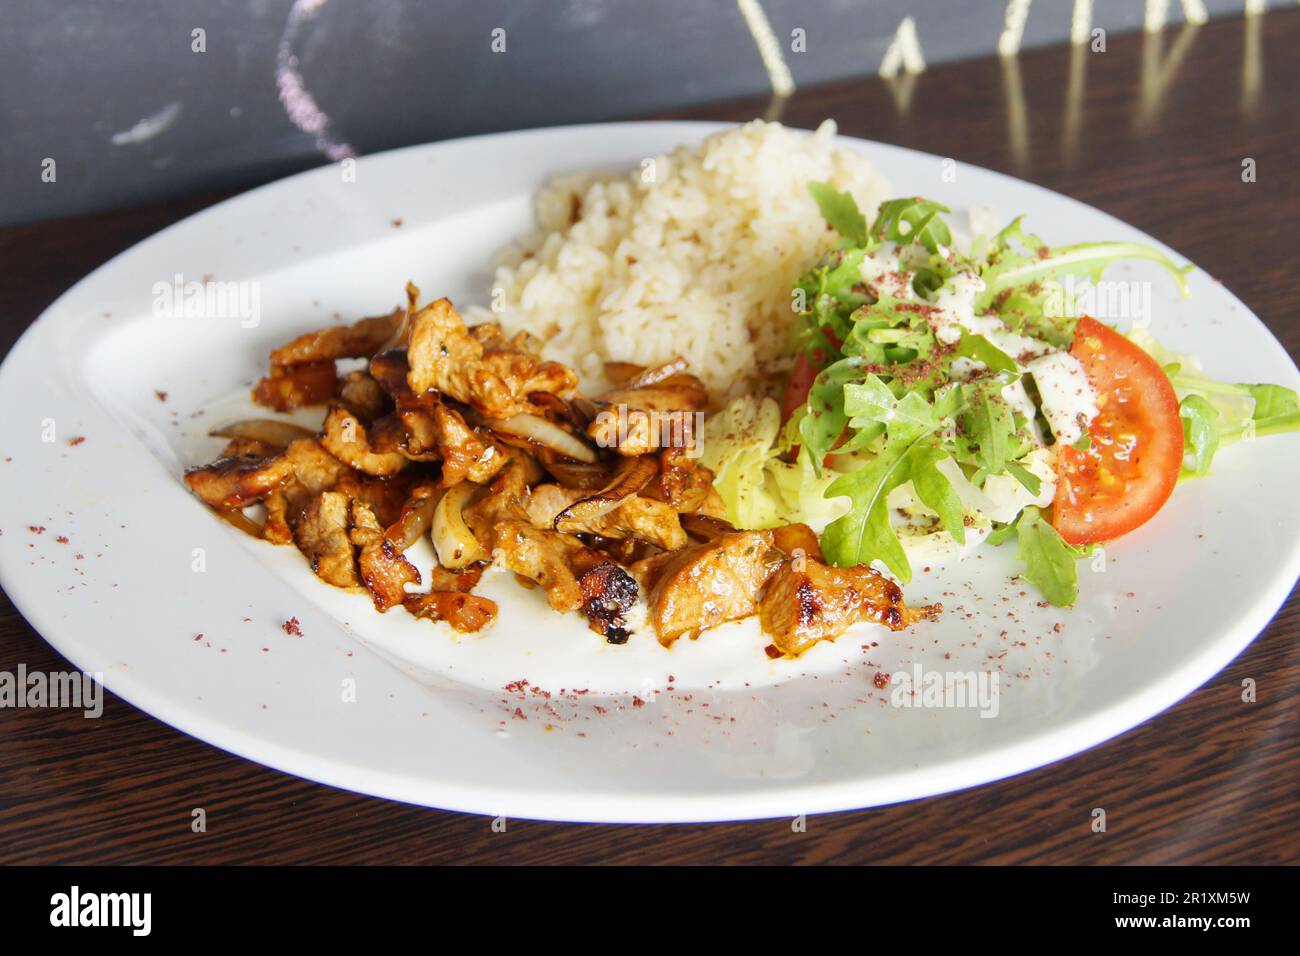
[0,0,1244,225]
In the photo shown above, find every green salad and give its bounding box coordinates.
[699,186,1300,607]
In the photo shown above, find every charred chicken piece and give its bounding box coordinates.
[261,438,357,540]
[427,564,485,593]
[771,522,823,563]
[402,563,494,633]
[578,562,639,644]
[369,348,414,400]
[385,481,442,551]
[759,558,941,658]
[400,401,507,485]
[406,297,577,418]
[462,458,544,549]
[655,446,716,513]
[333,470,420,529]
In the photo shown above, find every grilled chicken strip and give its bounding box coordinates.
[655,447,716,512]
[320,405,409,476]
[405,298,577,418]
[462,458,544,549]
[587,374,708,457]
[525,484,687,551]
[636,529,785,646]
[269,308,403,366]
[294,491,360,588]
[252,359,338,411]
[771,523,823,563]
[399,401,507,485]
[369,348,414,400]
[255,437,358,542]
[184,445,294,510]
[336,369,391,421]
[404,591,498,633]
[759,558,941,657]
[349,500,420,612]
[491,519,586,614]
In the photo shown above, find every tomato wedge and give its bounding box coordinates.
[781,349,821,423]
[1053,316,1184,545]
[781,329,843,424]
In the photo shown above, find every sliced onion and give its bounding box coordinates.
[487,414,597,463]
[628,356,688,389]
[377,282,419,353]
[212,505,265,538]
[554,455,658,530]
[603,361,644,387]
[210,419,315,448]
[385,485,444,551]
[539,454,614,490]
[679,512,736,541]
[432,483,485,569]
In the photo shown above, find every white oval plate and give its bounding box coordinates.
[2,122,1297,823]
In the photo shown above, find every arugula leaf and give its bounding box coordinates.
[977,232,1192,314]
[821,391,941,581]
[820,449,915,582]
[1014,506,1082,607]
[1129,328,1300,462]
[807,182,868,247]
[798,247,870,348]
[952,332,1018,374]
[958,378,1016,476]
[908,444,966,544]
[1003,459,1043,496]
[842,295,915,363]
[985,521,1017,546]
[844,374,932,431]
[799,356,873,471]
[974,218,1192,346]
[870,198,953,254]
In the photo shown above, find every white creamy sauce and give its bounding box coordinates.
[1026,351,1099,446]
[858,242,915,300]
[978,447,1058,523]
[929,270,985,344]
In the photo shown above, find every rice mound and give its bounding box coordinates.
[465,119,889,399]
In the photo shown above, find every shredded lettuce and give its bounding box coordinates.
[702,397,848,531]
[1013,507,1088,607]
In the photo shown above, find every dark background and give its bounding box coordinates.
[0,0,1247,225]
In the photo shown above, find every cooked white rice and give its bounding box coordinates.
[464,119,890,399]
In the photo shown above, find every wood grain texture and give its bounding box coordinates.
[1,12,1297,865]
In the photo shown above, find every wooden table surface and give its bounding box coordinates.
[2,12,1297,865]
